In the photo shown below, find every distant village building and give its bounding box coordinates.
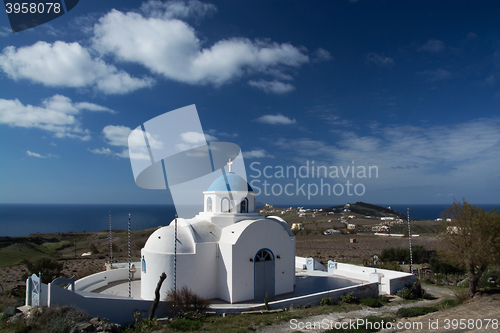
[323,228,340,235]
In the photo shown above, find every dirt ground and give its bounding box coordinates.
[0,231,437,293]
[380,293,500,333]
[295,233,439,262]
[259,286,500,333]
[0,256,136,293]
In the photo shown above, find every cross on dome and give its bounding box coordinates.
[227,158,233,172]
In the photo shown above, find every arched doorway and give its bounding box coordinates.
[254,249,275,300]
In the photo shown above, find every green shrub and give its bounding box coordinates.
[320,297,335,306]
[130,312,161,333]
[479,268,500,288]
[360,297,382,307]
[340,292,358,304]
[23,258,65,284]
[396,280,427,300]
[166,286,211,314]
[452,287,469,304]
[379,261,402,271]
[380,246,426,264]
[89,243,99,254]
[378,295,389,304]
[437,298,459,310]
[397,306,438,318]
[29,306,90,333]
[169,318,202,331]
[429,252,465,275]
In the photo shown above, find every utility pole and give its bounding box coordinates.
[128,213,131,298]
[109,211,113,269]
[407,208,414,274]
[174,214,177,293]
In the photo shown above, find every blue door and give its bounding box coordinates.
[254,249,275,300]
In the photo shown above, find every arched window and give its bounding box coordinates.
[207,197,212,212]
[240,198,248,213]
[221,197,231,212]
[141,256,146,273]
[255,249,274,262]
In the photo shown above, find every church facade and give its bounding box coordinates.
[140,172,296,303]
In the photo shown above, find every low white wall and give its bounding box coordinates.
[267,282,378,310]
[211,282,379,313]
[295,257,414,295]
[295,257,307,269]
[25,279,48,306]
[328,261,414,294]
[74,266,141,292]
[48,283,169,325]
[295,257,327,271]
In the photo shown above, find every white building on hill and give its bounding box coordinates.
[140,172,296,303]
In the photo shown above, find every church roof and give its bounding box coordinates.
[208,172,253,192]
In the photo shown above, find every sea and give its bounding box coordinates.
[0,203,498,237]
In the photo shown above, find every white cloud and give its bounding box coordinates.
[366,52,395,67]
[88,147,113,155]
[256,114,297,125]
[0,26,11,37]
[420,39,445,53]
[74,102,115,113]
[173,131,216,151]
[486,74,497,86]
[180,131,216,144]
[91,4,309,87]
[26,150,45,158]
[101,125,164,159]
[206,129,238,138]
[465,32,477,40]
[243,149,274,159]
[140,0,217,20]
[103,125,133,146]
[271,117,500,191]
[0,95,113,140]
[313,48,333,62]
[248,80,295,94]
[419,68,453,82]
[0,41,154,94]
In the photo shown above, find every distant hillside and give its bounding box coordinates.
[326,202,406,219]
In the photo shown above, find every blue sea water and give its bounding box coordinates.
[0,204,177,237]
[0,203,498,237]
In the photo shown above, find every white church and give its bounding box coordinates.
[140,165,296,304]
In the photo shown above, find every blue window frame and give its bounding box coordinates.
[207,197,212,212]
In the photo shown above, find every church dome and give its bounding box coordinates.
[144,220,196,254]
[208,172,253,192]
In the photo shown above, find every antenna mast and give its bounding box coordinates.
[128,213,131,298]
[407,208,414,274]
[109,211,113,269]
[174,214,177,293]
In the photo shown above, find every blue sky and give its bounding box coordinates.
[0,0,499,206]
